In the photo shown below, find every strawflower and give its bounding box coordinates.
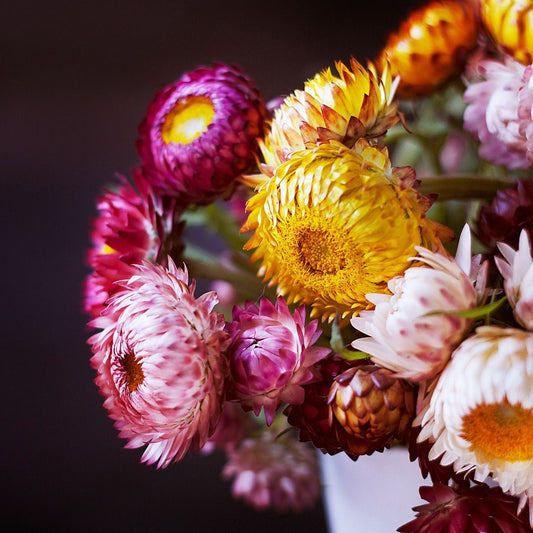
[222,426,320,512]
[225,297,330,425]
[417,326,533,527]
[496,229,533,330]
[377,0,479,98]
[327,363,416,456]
[259,57,399,170]
[89,260,230,468]
[351,225,485,382]
[84,169,183,318]
[398,482,531,533]
[475,178,533,251]
[463,55,531,170]
[480,0,533,65]
[137,62,267,205]
[284,354,367,461]
[242,139,451,322]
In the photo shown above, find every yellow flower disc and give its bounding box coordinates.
[462,400,533,462]
[161,95,215,145]
[242,140,445,322]
[481,0,533,65]
[377,0,479,98]
[260,58,399,169]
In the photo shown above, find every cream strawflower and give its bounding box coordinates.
[89,260,230,468]
[351,226,485,381]
[496,229,533,330]
[417,326,533,527]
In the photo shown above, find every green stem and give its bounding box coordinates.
[419,175,519,201]
[184,255,273,299]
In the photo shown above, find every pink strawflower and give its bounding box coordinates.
[225,297,330,425]
[463,56,531,169]
[88,260,230,468]
[496,229,533,330]
[518,64,533,163]
[136,63,267,205]
[84,168,183,318]
[222,429,320,512]
[351,226,486,381]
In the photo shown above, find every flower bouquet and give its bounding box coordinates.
[84,0,533,530]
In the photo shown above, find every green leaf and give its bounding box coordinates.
[423,297,507,320]
[340,350,371,361]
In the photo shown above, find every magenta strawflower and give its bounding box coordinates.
[84,168,183,318]
[222,428,320,512]
[225,297,330,425]
[89,260,230,468]
[136,62,267,204]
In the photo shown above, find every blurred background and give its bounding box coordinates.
[3,0,420,530]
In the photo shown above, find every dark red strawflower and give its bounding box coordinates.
[328,364,416,456]
[475,178,533,251]
[397,482,531,533]
[285,354,383,461]
[408,424,472,488]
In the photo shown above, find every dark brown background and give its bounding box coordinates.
[3,1,420,530]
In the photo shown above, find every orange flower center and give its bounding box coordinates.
[120,351,145,393]
[161,95,215,145]
[461,400,533,462]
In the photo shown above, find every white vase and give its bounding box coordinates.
[319,447,426,533]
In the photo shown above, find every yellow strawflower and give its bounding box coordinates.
[259,58,399,171]
[242,140,450,322]
[481,0,533,65]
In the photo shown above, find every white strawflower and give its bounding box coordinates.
[351,226,485,381]
[496,229,533,330]
[417,326,533,528]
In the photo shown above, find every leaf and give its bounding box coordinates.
[423,297,507,320]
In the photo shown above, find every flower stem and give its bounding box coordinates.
[419,175,518,200]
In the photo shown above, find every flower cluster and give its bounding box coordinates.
[85,0,533,529]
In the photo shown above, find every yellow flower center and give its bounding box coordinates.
[461,400,533,462]
[274,213,373,315]
[297,228,347,274]
[120,351,145,393]
[161,95,215,145]
[101,243,116,255]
